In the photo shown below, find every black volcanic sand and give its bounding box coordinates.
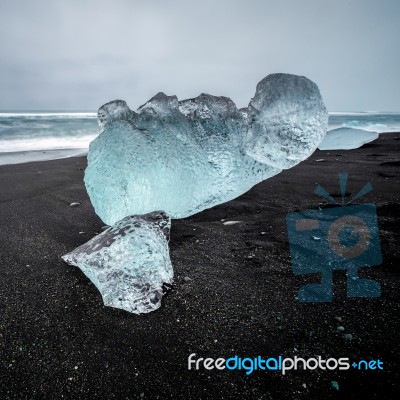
[0,133,399,399]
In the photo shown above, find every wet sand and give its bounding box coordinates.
[0,148,88,166]
[0,133,399,399]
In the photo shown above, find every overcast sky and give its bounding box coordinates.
[0,0,399,111]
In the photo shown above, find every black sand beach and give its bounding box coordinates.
[0,133,399,399]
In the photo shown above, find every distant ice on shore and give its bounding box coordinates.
[318,127,379,150]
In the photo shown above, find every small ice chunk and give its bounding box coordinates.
[318,127,379,150]
[344,333,353,341]
[337,325,345,332]
[331,381,340,391]
[69,202,80,207]
[62,211,173,314]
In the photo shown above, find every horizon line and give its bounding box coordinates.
[0,110,400,114]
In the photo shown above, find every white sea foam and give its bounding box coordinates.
[0,112,98,165]
[328,112,400,132]
[0,112,97,118]
[0,135,97,152]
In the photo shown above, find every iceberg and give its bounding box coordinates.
[85,73,328,225]
[318,127,379,150]
[62,211,173,314]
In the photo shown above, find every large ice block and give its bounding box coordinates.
[84,73,328,225]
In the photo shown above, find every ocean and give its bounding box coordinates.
[0,111,399,165]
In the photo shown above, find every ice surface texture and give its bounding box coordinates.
[318,127,379,150]
[62,211,172,314]
[85,73,328,225]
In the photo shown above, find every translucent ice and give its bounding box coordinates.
[318,127,379,150]
[62,211,172,313]
[85,73,328,225]
[244,74,328,168]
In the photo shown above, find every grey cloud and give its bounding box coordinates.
[0,0,399,111]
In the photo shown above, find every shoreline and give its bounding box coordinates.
[0,148,88,166]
